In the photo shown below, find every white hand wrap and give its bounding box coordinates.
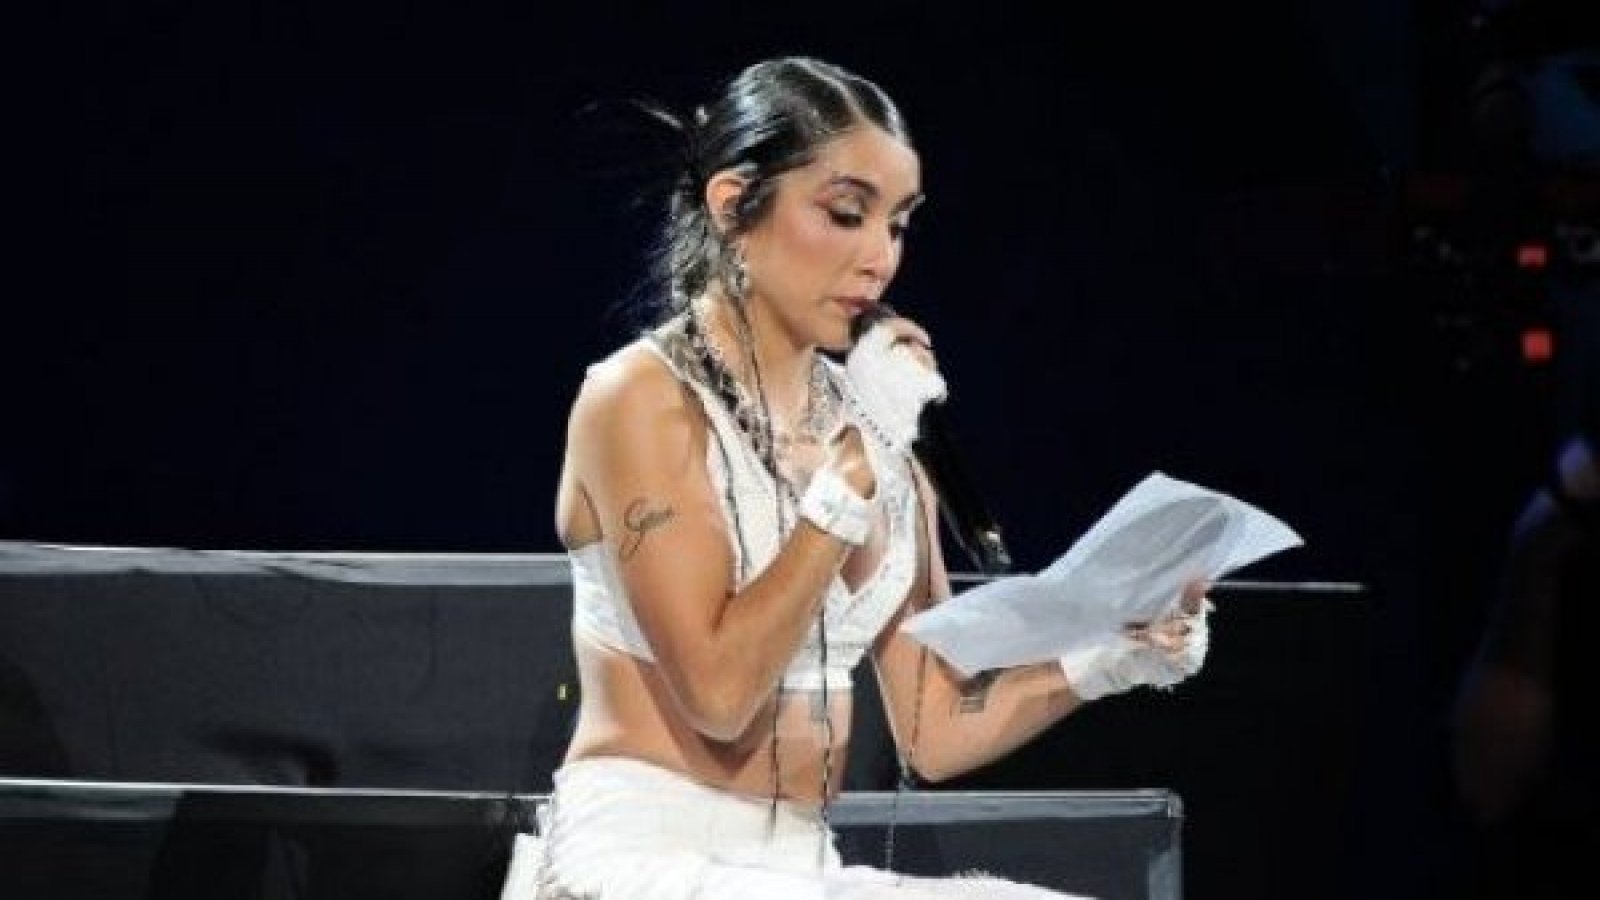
[799,467,875,546]
[845,324,948,455]
[1059,600,1213,702]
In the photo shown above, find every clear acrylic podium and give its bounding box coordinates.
[0,778,1181,900]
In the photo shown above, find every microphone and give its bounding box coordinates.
[849,306,1014,575]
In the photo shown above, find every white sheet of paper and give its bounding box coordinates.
[901,472,1303,676]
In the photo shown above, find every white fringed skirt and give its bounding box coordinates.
[499,756,1087,900]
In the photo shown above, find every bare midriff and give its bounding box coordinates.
[555,418,898,805]
[564,639,856,803]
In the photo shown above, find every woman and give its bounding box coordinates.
[503,57,1211,899]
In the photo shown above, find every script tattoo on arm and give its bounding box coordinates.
[619,497,676,562]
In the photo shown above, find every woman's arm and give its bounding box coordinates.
[569,349,867,742]
[872,463,1207,782]
[870,464,1084,782]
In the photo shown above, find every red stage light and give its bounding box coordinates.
[1520,327,1554,364]
[1516,243,1549,270]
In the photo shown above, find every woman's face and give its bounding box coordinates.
[741,125,922,352]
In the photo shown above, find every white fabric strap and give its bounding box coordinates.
[845,324,948,455]
[799,468,875,546]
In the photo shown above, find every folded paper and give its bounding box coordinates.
[902,472,1302,677]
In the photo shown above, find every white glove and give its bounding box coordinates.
[844,322,948,455]
[1059,599,1213,702]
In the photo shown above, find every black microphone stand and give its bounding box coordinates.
[913,403,1013,576]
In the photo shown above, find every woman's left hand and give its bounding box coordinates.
[1061,579,1214,701]
[1126,579,1210,651]
[1121,578,1213,681]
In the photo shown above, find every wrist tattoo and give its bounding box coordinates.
[957,669,1000,714]
[619,497,675,562]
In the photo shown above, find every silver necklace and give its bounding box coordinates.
[685,312,836,484]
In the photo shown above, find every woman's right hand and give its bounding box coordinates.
[844,315,947,456]
[824,424,877,499]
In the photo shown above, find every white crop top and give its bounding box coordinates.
[569,330,921,693]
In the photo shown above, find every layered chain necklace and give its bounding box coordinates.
[683,310,838,497]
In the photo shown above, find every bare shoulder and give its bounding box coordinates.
[568,337,733,604]
[574,340,681,415]
[568,339,706,483]
[572,340,693,432]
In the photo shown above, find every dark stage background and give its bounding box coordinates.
[7,2,1598,899]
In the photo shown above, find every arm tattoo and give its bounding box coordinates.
[957,669,1000,714]
[619,497,676,562]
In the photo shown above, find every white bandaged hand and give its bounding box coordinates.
[1059,599,1213,702]
[844,323,948,455]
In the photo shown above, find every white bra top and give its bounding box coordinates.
[569,330,921,693]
